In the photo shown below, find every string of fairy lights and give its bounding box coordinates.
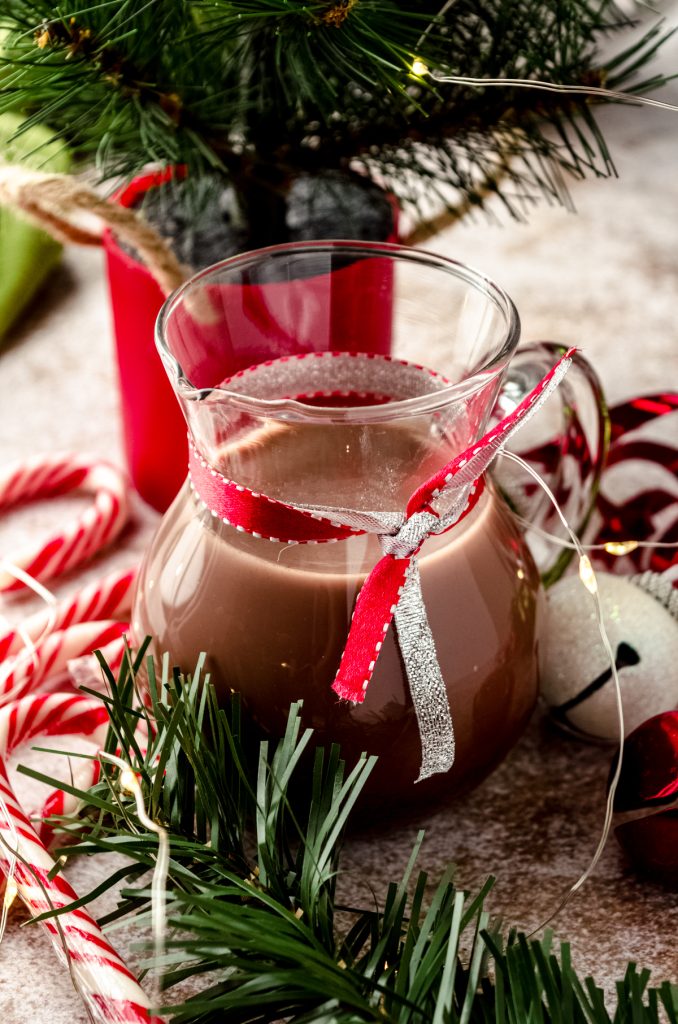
[408,58,678,115]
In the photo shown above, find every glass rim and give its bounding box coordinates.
[155,239,522,423]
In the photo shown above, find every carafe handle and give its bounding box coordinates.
[492,342,610,585]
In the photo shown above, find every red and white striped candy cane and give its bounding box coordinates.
[0,566,137,661]
[0,693,160,1023]
[0,619,129,706]
[66,633,128,695]
[37,740,154,852]
[37,756,102,848]
[37,731,153,849]
[0,454,130,594]
[0,566,139,840]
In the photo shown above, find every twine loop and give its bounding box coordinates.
[0,163,186,295]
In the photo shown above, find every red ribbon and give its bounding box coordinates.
[331,481,484,701]
[189,348,575,703]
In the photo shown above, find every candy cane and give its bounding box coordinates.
[0,454,130,593]
[0,566,137,661]
[37,638,149,848]
[37,742,154,854]
[67,632,128,692]
[37,737,153,851]
[0,693,160,1023]
[0,620,129,706]
[37,757,102,848]
[0,564,138,841]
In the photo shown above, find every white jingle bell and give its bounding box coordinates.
[539,572,678,741]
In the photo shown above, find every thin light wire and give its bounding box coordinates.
[500,451,625,934]
[514,516,678,555]
[99,751,168,1008]
[0,561,57,612]
[427,69,678,114]
[0,561,58,689]
[0,564,71,953]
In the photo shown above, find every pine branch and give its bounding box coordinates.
[19,645,678,1023]
[0,0,674,218]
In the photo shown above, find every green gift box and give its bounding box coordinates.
[0,112,71,343]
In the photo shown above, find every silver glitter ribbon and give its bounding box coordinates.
[301,485,478,781]
[393,559,456,780]
[631,570,678,619]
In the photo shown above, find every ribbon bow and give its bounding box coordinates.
[189,348,575,780]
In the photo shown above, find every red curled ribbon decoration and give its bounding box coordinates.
[593,392,678,577]
[189,348,575,725]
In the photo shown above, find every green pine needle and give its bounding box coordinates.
[19,644,678,1023]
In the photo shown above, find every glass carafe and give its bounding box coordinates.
[133,242,606,809]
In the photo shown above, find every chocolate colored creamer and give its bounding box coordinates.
[133,417,541,808]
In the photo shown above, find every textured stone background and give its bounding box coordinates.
[1,16,677,1019]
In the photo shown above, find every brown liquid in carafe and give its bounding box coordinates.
[133,418,541,811]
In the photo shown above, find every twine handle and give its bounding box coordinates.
[0,164,186,295]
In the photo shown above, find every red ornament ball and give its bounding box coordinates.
[611,711,678,885]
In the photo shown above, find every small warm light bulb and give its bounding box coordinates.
[411,58,429,77]
[3,877,18,911]
[578,554,598,595]
[120,768,139,795]
[604,540,639,556]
